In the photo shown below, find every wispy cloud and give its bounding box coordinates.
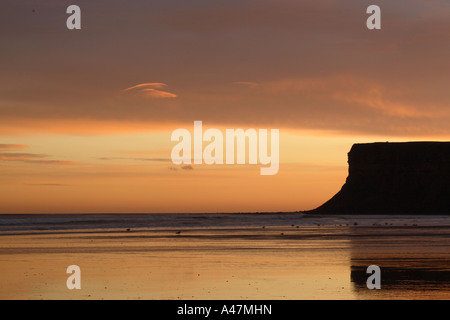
[264,75,444,119]
[137,157,173,162]
[116,149,171,156]
[233,81,259,88]
[98,156,172,162]
[122,83,177,99]
[0,153,79,165]
[26,160,79,165]
[0,144,29,151]
[24,183,70,187]
[0,153,46,160]
[123,83,168,91]
[167,165,194,171]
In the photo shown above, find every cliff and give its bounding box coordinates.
[308,142,450,215]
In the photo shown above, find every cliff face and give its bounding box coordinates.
[309,142,450,214]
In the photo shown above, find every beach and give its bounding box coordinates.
[1,213,450,300]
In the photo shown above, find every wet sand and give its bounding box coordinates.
[1,217,450,300]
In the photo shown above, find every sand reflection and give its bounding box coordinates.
[349,224,450,299]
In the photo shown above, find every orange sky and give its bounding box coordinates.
[1,0,450,213]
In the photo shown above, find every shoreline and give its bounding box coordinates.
[1,216,450,299]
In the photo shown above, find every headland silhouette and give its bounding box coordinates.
[307,142,450,215]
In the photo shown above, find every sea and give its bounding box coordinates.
[1,213,449,233]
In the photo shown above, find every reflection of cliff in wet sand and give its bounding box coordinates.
[308,142,450,215]
[351,266,450,290]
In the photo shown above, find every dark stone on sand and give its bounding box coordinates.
[307,142,450,215]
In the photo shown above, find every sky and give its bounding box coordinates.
[1,0,450,213]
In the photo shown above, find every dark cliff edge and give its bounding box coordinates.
[306,142,450,215]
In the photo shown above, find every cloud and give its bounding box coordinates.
[0,153,46,160]
[233,82,259,88]
[0,152,79,165]
[167,165,193,171]
[137,158,173,162]
[263,76,444,119]
[24,183,69,187]
[122,83,177,99]
[116,149,171,156]
[98,156,172,162]
[0,144,28,150]
[25,160,79,165]
[141,88,177,99]
[123,83,168,91]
